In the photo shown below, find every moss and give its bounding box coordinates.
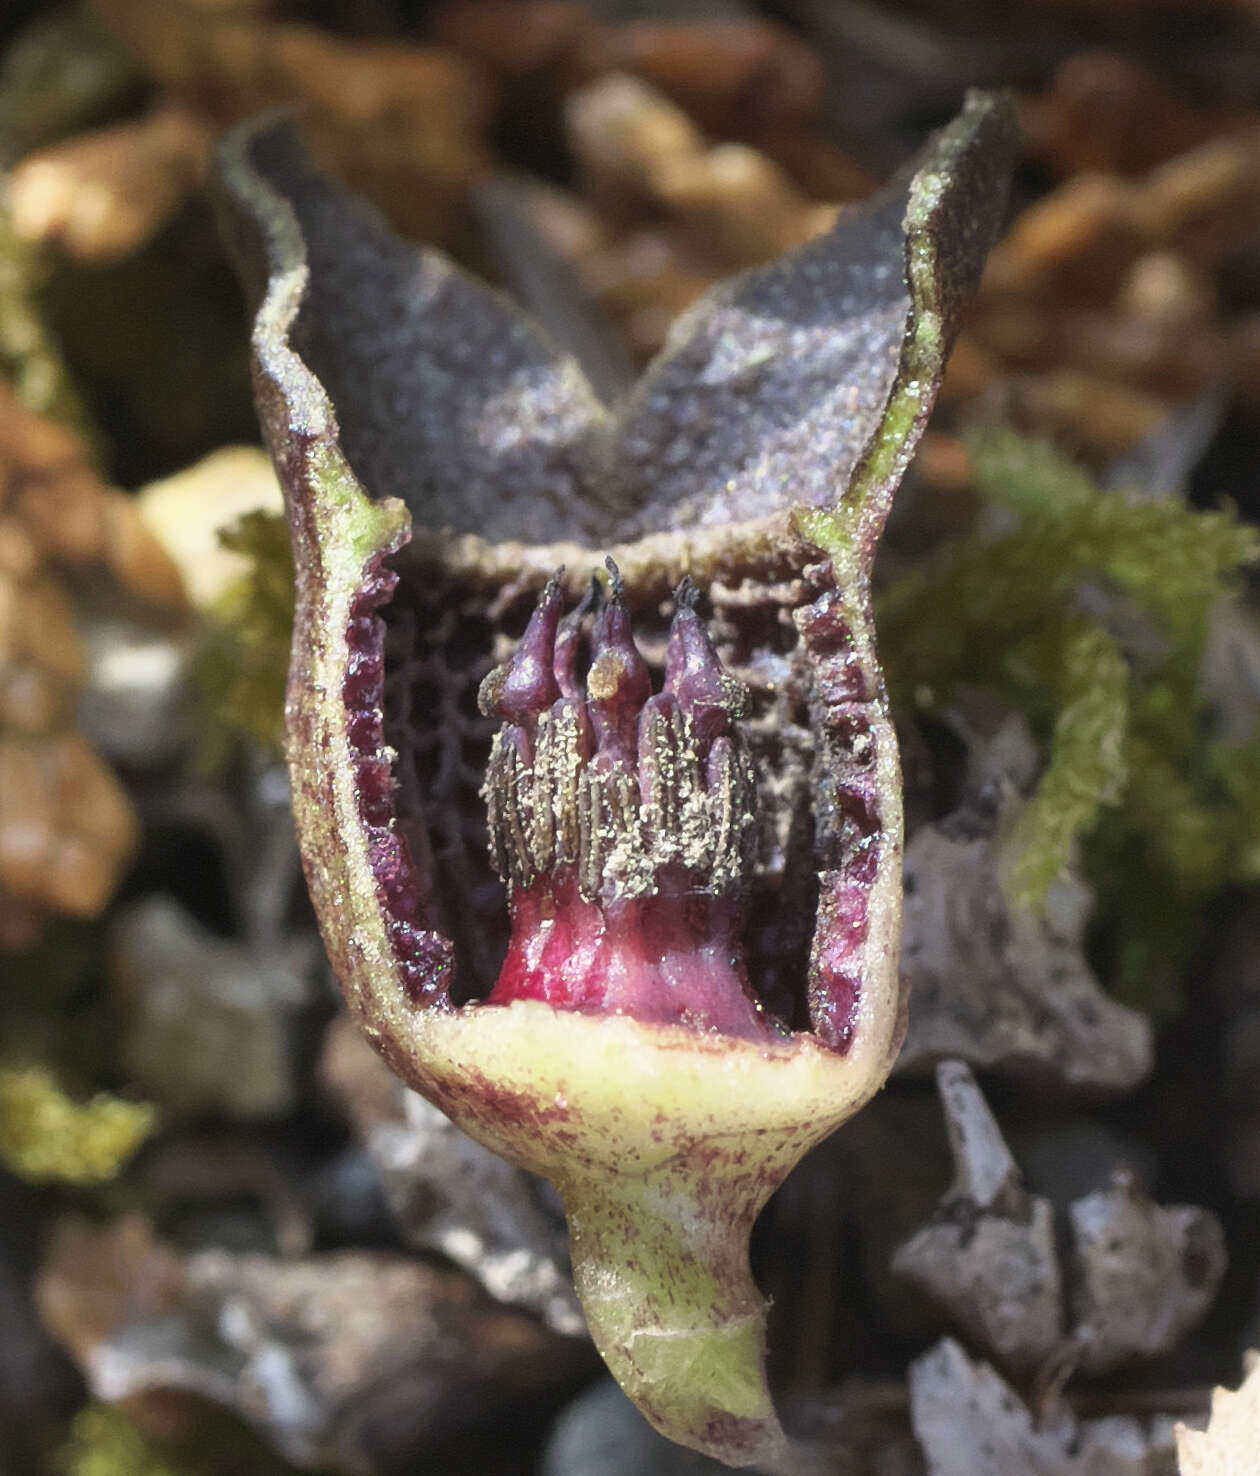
[968,423,1098,515]
[1003,620,1129,909]
[195,509,295,766]
[880,490,1253,712]
[58,1402,326,1476]
[0,206,97,446]
[1213,739,1260,883]
[0,1064,155,1185]
[58,1407,183,1476]
[880,427,1260,1014]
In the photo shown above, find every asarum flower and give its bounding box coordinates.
[215,95,1014,1469]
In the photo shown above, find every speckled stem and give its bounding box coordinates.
[564,1168,786,1468]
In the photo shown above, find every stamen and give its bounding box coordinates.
[478,570,779,1039]
[478,570,564,728]
[587,560,651,761]
[663,583,748,747]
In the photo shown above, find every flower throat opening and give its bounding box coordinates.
[478,563,787,1042]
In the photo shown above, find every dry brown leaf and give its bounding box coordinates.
[9,104,213,264]
[0,380,185,604]
[135,445,282,610]
[1022,50,1237,178]
[92,0,493,242]
[35,1214,185,1368]
[0,379,185,944]
[567,73,835,267]
[571,14,829,143]
[970,89,1260,455]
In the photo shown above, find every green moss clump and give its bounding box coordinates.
[881,426,1260,1014]
[0,1064,155,1185]
[1003,619,1129,908]
[0,206,97,444]
[58,1407,183,1476]
[881,436,1255,708]
[195,509,295,766]
[57,1402,322,1476]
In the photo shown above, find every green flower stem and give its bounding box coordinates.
[567,1169,783,1464]
[378,1003,898,1466]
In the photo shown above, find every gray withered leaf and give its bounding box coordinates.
[215,94,1015,1469]
[909,1337,1180,1476]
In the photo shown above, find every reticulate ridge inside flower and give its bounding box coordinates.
[478,565,781,1041]
[346,553,456,1007]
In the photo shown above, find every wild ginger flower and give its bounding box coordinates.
[480,565,772,1038]
[215,95,1014,1468]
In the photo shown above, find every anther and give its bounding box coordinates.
[478,571,565,726]
[588,559,651,760]
[664,585,747,747]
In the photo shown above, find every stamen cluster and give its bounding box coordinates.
[479,566,756,906]
[477,565,776,1038]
